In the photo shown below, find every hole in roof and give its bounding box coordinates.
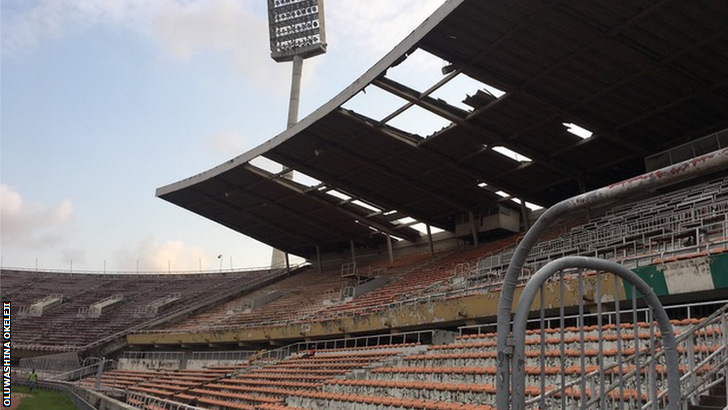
[385,48,444,92]
[291,171,321,188]
[385,104,453,138]
[411,223,445,235]
[563,122,593,139]
[495,190,510,198]
[249,156,284,174]
[342,86,409,123]
[389,234,406,242]
[326,189,351,202]
[510,197,544,211]
[383,209,398,216]
[393,216,416,226]
[351,199,382,213]
[430,72,506,112]
[492,146,532,163]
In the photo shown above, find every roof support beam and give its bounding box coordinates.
[241,166,359,240]
[187,188,318,249]
[373,76,583,182]
[242,164,401,244]
[428,0,680,154]
[253,171,420,241]
[268,121,473,216]
[513,13,728,160]
[373,76,469,124]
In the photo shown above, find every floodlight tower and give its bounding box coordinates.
[267,0,327,269]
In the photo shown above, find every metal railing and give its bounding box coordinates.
[459,299,728,337]
[495,148,728,410]
[121,351,185,361]
[47,359,117,382]
[127,392,207,410]
[508,258,681,410]
[260,329,433,361]
[189,350,256,362]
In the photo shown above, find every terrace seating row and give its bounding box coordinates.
[83,312,726,410]
[158,268,355,332]
[158,238,527,333]
[87,345,413,409]
[3,269,274,351]
[464,175,728,288]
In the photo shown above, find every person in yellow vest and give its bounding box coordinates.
[28,369,38,392]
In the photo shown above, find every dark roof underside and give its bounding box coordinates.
[158,0,728,258]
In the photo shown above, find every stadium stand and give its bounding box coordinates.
[81,306,726,410]
[2,268,291,356]
[127,174,728,345]
[5,0,728,408]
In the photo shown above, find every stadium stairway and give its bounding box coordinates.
[688,379,727,410]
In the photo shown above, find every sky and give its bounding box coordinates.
[0,0,448,273]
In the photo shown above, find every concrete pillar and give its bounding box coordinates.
[426,224,435,257]
[469,211,479,246]
[350,240,356,266]
[316,245,322,274]
[386,233,394,265]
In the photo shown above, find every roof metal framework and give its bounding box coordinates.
[157,0,728,258]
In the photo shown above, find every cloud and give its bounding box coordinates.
[61,248,87,266]
[115,236,211,272]
[1,0,161,56]
[2,0,445,84]
[0,184,74,247]
[2,0,288,84]
[151,0,288,86]
[326,0,446,61]
[203,131,247,158]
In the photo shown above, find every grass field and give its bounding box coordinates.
[11,386,78,410]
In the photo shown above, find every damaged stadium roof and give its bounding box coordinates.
[157,0,728,258]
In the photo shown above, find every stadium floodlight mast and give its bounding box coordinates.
[267,0,326,127]
[267,0,327,269]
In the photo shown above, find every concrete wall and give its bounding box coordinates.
[186,359,245,370]
[74,388,138,410]
[118,358,181,371]
[128,272,624,347]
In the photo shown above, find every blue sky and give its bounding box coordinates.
[1,0,446,272]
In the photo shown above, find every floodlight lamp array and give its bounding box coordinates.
[273,5,320,23]
[275,20,320,36]
[267,0,326,62]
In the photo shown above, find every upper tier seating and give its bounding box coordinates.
[2,269,282,352]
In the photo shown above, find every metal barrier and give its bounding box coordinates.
[121,351,185,361]
[261,329,435,361]
[127,392,207,410]
[459,299,728,336]
[495,148,728,409]
[18,351,80,372]
[511,257,680,410]
[189,350,255,362]
[47,359,116,382]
